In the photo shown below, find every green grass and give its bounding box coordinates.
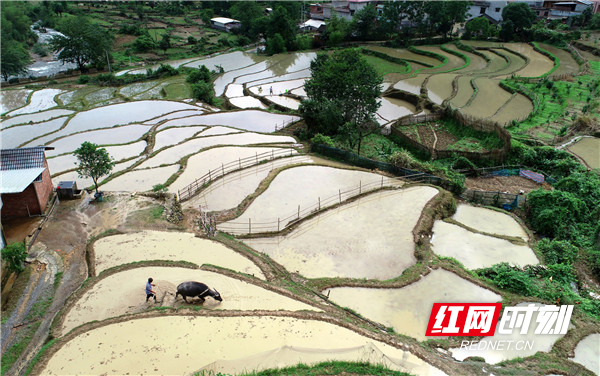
[363,54,410,76]
[191,361,413,376]
[163,82,192,100]
[1,322,41,375]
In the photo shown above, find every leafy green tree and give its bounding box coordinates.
[350,4,378,40]
[1,40,31,81]
[229,1,264,38]
[159,33,171,54]
[465,17,490,39]
[1,242,27,274]
[501,2,536,40]
[1,2,35,43]
[191,81,215,105]
[132,34,156,52]
[323,14,349,47]
[379,2,403,37]
[266,6,297,51]
[186,65,211,84]
[265,33,286,55]
[73,142,115,194]
[50,16,113,70]
[301,49,382,155]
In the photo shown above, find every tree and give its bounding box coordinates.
[350,4,378,40]
[465,17,490,39]
[322,14,349,47]
[73,142,114,194]
[50,16,113,71]
[1,242,27,274]
[301,49,382,155]
[1,40,31,81]
[265,33,286,55]
[159,33,171,54]
[501,2,536,40]
[266,6,297,51]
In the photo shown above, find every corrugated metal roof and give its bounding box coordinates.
[210,17,240,24]
[0,168,46,193]
[0,146,46,171]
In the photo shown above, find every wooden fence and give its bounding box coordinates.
[178,148,298,202]
[462,189,527,208]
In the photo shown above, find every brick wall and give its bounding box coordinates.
[1,162,54,218]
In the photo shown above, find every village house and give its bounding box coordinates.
[0,146,54,219]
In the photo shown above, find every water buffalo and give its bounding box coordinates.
[175,281,222,303]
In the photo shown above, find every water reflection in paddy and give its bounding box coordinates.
[377,97,416,123]
[101,164,180,191]
[225,84,245,98]
[569,333,600,374]
[8,88,63,116]
[1,116,68,148]
[154,126,206,151]
[214,61,269,96]
[229,96,267,109]
[1,109,74,129]
[265,95,300,110]
[0,89,31,113]
[183,51,265,71]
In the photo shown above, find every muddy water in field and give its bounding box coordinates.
[222,165,401,225]
[264,95,301,110]
[225,84,245,98]
[168,146,297,194]
[431,221,538,269]
[155,111,300,133]
[325,269,501,341]
[450,303,571,364]
[419,46,465,73]
[8,88,63,116]
[214,61,269,96]
[45,125,150,157]
[491,48,527,77]
[570,333,600,374]
[139,133,295,169]
[489,93,533,124]
[477,50,508,75]
[377,97,416,122]
[567,137,600,169]
[393,75,427,95]
[426,74,456,105]
[0,89,31,113]
[1,109,73,129]
[102,165,180,191]
[442,45,488,72]
[41,316,445,376]
[93,230,264,277]
[507,43,555,78]
[248,79,306,96]
[50,156,139,181]
[185,155,315,211]
[184,51,265,71]
[1,116,67,148]
[64,100,200,134]
[60,267,318,335]
[461,78,512,118]
[453,204,529,240]
[229,96,267,109]
[153,126,206,151]
[366,46,441,67]
[245,187,437,280]
[144,109,205,125]
[450,76,474,108]
[539,43,580,76]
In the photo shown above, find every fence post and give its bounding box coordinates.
[318,197,320,211]
[239,158,241,169]
[339,189,341,204]
[256,152,258,164]
[209,170,212,182]
[249,218,251,234]
[359,180,361,194]
[381,176,384,188]
[298,205,300,220]
[278,218,280,232]
[272,149,274,160]
[222,163,225,176]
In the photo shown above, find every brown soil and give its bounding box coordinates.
[114,34,136,49]
[464,175,548,194]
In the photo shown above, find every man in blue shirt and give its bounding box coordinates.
[146,277,157,302]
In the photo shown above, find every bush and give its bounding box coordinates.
[537,238,578,265]
[191,81,214,104]
[186,65,211,84]
[527,189,587,239]
[187,36,197,45]
[78,75,91,84]
[33,43,48,57]
[217,36,231,47]
[132,34,156,52]
[119,23,143,36]
[311,133,336,147]
[1,242,27,274]
[477,263,535,296]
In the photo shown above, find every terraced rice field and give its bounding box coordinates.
[569,333,600,374]
[418,46,466,73]
[566,137,600,169]
[508,43,555,78]
[426,73,456,105]
[461,78,513,118]
[538,43,580,77]
[0,89,31,113]
[449,76,474,108]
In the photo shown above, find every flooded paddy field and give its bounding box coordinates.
[538,43,580,76]
[476,50,509,75]
[7,88,63,116]
[229,96,267,109]
[325,269,501,341]
[431,221,538,269]
[1,117,68,148]
[1,108,74,129]
[450,303,571,364]
[492,48,527,78]
[452,204,529,240]
[488,93,534,125]
[0,89,32,114]
[418,46,466,73]
[220,165,402,229]
[153,126,206,150]
[442,45,488,72]
[426,74,456,105]
[461,78,512,118]
[377,97,417,123]
[93,230,264,277]
[245,187,437,279]
[567,137,600,169]
[40,316,445,376]
[365,46,441,67]
[449,76,475,108]
[184,155,315,212]
[569,333,600,374]
[59,267,318,335]
[101,164,181,191]
[393,74,428,95]
[508,43,556,78]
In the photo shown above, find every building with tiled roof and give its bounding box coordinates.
[1,146,54,218]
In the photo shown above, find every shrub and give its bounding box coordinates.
[191,81,214,104]
[537,238,578,265]
[1,242,27,274]
[311,133,336,147]
[527,189,587,239]
[132,34,156,52]
[187,36,197,45]
[186,65,211,84]
[477,263,534,296]
[78,75,91,84]
[33,43,48,57]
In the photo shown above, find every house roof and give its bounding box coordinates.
[301,19,326,28]
[210,17,240,25]
[0,146,52,194]
[0,168,46,194]
[0,146,51,171]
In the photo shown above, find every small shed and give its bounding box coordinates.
[0,146,54,219]
[210,17,241,32]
